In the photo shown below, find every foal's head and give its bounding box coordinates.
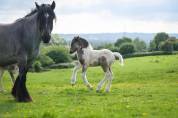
[70,36,89,54]
[35,1,56,43]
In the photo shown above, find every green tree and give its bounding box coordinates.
[36,54,54,67]
[167,37,178,51]
[32,61,42,72]
[153,32,169,50]
[173,40,178,51]
[159,40,173,52]
[167,36,176,42]
[149,40,156,51]
[115,37,132,48]
[97,43,119,52]
[133,37,147,52]
[45,46,72,63]
[119,43,135,55]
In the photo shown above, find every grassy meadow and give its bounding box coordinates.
[0,55,178,118]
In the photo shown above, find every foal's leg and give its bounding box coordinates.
[0,69,4,92]
[8,70,15,84]
[82,65,93,89]
[105,68,113,92]
[96,60,110,92]
[71,62,81,85]
[96,70,109,92]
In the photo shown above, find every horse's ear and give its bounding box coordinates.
[35,2,40,10]
[74,36,79,41]
[51,1,56,10]
[80,38,89,48]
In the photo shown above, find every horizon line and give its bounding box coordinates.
[56,32,178,34]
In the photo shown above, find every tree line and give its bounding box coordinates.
[32,32,178,72]
[97,32,178,55]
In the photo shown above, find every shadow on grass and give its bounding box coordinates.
[58,87,114,97]
[0,98,17,115]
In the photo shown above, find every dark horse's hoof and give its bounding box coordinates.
[11,89,16,98]
[16,96,32,102]
[11,82,32,102]
[13,91,33,102]
[12,91,32,102]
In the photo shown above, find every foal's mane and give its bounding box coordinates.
[78,36,93,50]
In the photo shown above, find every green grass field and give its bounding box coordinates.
[0,55,178,118]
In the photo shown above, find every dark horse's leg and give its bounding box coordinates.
[11,66,32,102]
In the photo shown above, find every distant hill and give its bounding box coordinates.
[59,33,178,47]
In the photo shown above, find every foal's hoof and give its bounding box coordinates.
[87,85,93,90]
[96,90,101,93]
[71,83,75,86]
[105,90,110,93]
[89,87,93,90]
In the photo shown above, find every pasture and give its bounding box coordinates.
[0,55,177,118]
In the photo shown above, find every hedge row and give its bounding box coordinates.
[31,45,72,72]
[123,51,178,58]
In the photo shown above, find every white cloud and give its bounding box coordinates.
[0,0,177,33]
[57,0,101,7]
[112,0,168,5]
[0,10,26,23]
[53,11,178,33]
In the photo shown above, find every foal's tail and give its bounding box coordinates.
[113,52,124,66]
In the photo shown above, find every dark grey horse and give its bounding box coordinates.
[0,1,56,102]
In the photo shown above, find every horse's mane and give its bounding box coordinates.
[15,5,56,23]
[14,9,37,23]
[87,44,93,50]
[25,9,38,18]
[78,37,93,50]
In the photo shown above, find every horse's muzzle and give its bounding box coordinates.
[42,34,51,43]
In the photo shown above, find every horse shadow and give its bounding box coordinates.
[0,92,17,115]
[58,85,110,97]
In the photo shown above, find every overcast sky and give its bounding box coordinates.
[0,0,178,33]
